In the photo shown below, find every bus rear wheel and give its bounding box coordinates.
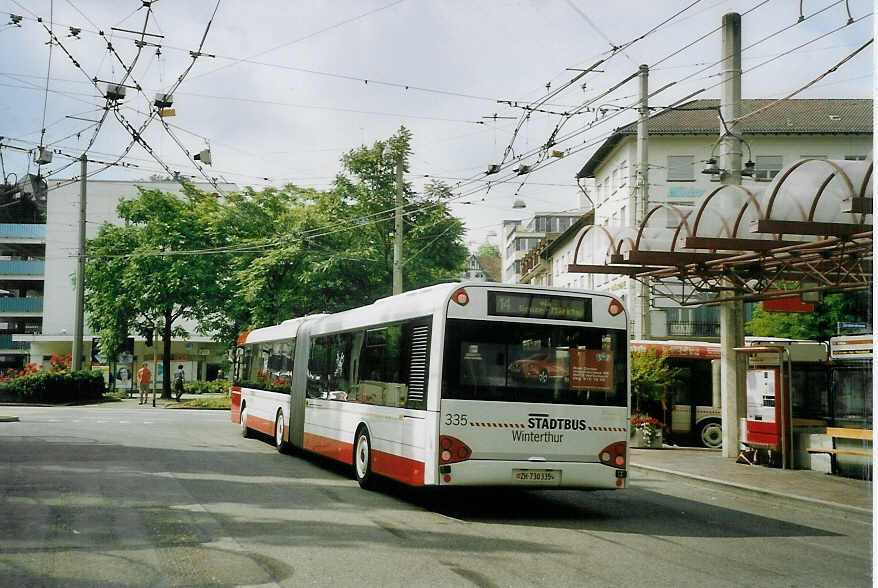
[240,405,250,438]
[275,410,289,453]
[354,427,375,490]
[698,419,722,449]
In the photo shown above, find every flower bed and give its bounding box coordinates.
[630,415,663,448]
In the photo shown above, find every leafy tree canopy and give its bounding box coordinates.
[477,243,500,258]
[205,126,468,338]
[746,292,871,341]
[85,185,225,396]
[85,128,469,379]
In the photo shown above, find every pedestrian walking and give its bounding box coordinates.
[174,364,185,401]
[137,363,151,405]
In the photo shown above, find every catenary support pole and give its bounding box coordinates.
[72,154,86,371]
[636,64,651,339]
[392,155,404,295]
[719,12,744,458]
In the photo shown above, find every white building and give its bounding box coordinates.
[500,211,585,283]
[532,99,872,340]
[13,179,237,385]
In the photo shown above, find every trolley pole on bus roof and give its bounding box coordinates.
[392,154,404,295]
[72,154,87,371]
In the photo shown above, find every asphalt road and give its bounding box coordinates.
[0,404,871,587]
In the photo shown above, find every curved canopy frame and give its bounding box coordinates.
[566,157,873,304]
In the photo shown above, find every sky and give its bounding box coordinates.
[0,0,873,250]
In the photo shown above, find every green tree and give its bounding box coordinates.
[85,185,224,398]
[631,350,680,421]
[477,243,500,258]
[213,127,468,336]
[333,126,467,297]
[746,292,870,341]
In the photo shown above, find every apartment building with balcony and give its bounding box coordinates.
[14,179,237,384]
[0,223,46,370]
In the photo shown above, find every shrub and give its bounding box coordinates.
[183,379,231,396]
[0,369,105,403]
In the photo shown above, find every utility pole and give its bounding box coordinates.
[392,155,403,295]
[636,64,651,340]
[72,154,86,371]
[719,12,745,458]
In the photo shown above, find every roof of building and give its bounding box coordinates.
[577,98,873,178]
[477,255,502,282]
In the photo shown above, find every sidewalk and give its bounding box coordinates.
[630,446,873,513]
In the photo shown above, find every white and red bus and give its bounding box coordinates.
[231,282,630,490]
[630,340,722,448]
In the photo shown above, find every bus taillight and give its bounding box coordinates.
[608,299,623,316]
[439,435,472,464]
[598,441,626,469]
[451,287,469,306]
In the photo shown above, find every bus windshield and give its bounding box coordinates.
[442,318,627,406]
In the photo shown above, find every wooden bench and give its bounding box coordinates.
[807,428,872,474]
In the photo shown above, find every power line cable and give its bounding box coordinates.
[188,0,407,81]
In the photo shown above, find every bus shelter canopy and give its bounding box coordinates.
[568,157,873,305]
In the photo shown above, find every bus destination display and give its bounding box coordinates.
[488,292,591,322]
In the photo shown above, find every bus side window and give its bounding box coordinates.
[307,338,329,399]
[358,325,406,407]
[233,347,244,385]
[326,333,352,402]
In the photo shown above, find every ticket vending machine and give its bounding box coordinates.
[746,365,785,446]
[740,346,792,468]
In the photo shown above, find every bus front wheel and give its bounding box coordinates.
[354,427,375,490]
[698,419,722,449]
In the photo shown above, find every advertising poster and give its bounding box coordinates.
[569,349,613,392]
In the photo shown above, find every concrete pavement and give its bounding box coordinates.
[1,399,871,512]
[630,446,873,513]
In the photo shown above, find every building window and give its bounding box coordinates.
[755,155,783,181]
[618,160,627,187]
[620,205,626,225]
[558,217,572,232]
[667,155,694,181]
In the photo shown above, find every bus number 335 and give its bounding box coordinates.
[445,413,468,426]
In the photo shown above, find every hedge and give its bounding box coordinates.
[183,379,231,396]
[0,370,106,403]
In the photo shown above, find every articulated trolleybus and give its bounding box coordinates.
[231,282,629,490]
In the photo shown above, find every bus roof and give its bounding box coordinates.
[241,282,626,342]
[244,315,324,344]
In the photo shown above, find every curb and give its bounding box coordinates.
[0,415,19,422]
[630,463,872,515]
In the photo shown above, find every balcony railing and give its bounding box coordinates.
[667,320,720,338]
[0,224,46,239]
[0,297,43,313]
[0,335,29,350]
[0,260,44,275]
